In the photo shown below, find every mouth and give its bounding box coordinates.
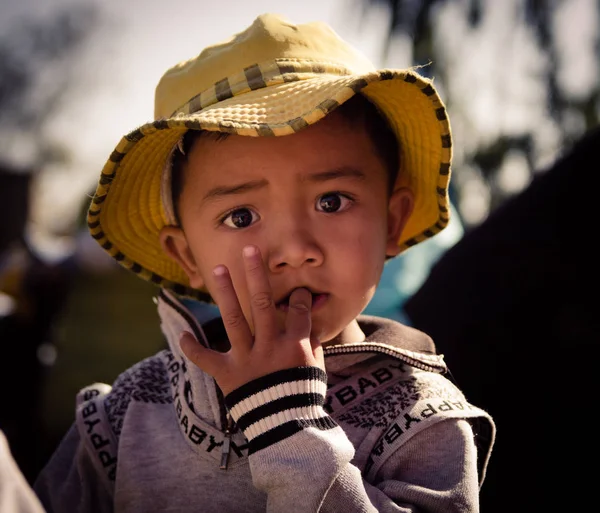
[275,288,328,312]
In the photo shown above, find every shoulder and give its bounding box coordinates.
[332,360,497,486]
[73,350,173,485]
[361,365,495,485]
[76,350,172,439]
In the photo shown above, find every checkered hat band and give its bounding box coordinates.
[173,59,355,117]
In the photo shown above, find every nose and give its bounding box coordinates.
[266,217,324,271]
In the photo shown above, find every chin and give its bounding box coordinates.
[312,321,352,346]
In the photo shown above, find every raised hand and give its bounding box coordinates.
[180,245,325,396]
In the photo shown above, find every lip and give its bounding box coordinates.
[276,291,329,313]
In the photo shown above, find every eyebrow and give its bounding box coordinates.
[302,167,367,184]
[202,167,367,202]
[203,179,268,202]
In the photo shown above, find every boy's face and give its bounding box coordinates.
[161,109,413,344]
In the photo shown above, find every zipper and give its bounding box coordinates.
[324,343,447,373]
[157,290,208,348]
[216,380,236,470]
[158,290,237,470]
[220,413,234,470]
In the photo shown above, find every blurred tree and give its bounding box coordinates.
[0,4,97,170]
[352,0,599,228]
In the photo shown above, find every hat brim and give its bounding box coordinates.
[88,69,451,300]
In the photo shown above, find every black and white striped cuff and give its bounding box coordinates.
[225,367,337,454]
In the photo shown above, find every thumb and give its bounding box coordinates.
[285,287,312,338]
[179,331,221,375]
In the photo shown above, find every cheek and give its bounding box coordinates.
[353,209,388,255]
[330,216,387,280]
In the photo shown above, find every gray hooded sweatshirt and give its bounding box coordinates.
[34,289,495,513]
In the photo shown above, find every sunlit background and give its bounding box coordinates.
[2,0,597,241]
[1,0,598,491]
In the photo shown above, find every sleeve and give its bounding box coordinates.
[225,366,483,513]
[33,424,113,513]
[323,420,481,512]
[0,430,46,513]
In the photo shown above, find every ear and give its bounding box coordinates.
[385,187,414,257]
[159,226,206,289]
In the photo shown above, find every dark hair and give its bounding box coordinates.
[170,130,226,225]
[170,94,400,224]
[337,94,400,192]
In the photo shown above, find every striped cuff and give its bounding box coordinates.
[225,367,337,455]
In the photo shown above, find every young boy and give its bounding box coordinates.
[34,13,495,512]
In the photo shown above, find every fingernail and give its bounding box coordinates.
[243,245,258,258]
[212,265,227,276]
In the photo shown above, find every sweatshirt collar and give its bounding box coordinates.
[157,289,447,376]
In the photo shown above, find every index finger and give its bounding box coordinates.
[242,245,278,341]
[210,264,253,352]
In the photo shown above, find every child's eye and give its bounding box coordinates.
[221,207,259,228]
[316,192,353,213]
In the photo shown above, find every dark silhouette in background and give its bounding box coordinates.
[404,125,600,511]
[0,163,76,485]
[0,165,30,253]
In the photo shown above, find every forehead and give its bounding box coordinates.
[184,110,386,187]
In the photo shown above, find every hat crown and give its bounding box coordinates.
[154,13,375,119]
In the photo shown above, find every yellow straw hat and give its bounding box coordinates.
[88,13,452,300]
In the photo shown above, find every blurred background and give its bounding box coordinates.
[0,0,598,509]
